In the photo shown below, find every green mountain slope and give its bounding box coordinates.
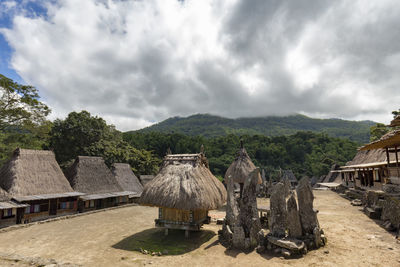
[132,114,375,143]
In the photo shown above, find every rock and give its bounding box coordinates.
[267,235,305,251]
[232,226,245,249]
[281,248,291,258]
[297,177,319,234]
[314,227,322,248]
[225,174,239,227]
[270,183,288,237]
[287,193,302,238]
[239,168,262,248]
[351,199,362,206]
[157,252,162,256]
[143,250,149,255]
[162,250,169,255]
[256,245,265,253]
[324,250,329,254]
[151,252,156,256]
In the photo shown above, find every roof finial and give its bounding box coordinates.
[240,139,244,149]
[200,144,204,154]
[167,147,172,155]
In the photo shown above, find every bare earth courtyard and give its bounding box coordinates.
[0,190,399,267]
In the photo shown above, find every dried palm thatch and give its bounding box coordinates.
[360,130,400,151]
[65,156,122,194]
[139,175,154,186]
[347,149,387,166]
[0,187,9,202]
[390,115,400,127]
[111,163,143,194]
[0,148,74,197]
[225,143,262,184]
[140,153,227,210]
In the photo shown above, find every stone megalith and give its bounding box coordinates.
[296,177,319,234]
[286,193,302,238]
[226,175,239,227]
[239,168,262,248]
[269,182,288,237]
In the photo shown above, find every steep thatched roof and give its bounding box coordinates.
[111,163,143,194]
[390,115,400,127]
[360,130,400,151]
[225,144,262,184]
[140,153,227,210]
[0,187,9,202]
[346,149,387,166]
[65,156,123,194]
[140,175,154,186]
[0,148,74,197]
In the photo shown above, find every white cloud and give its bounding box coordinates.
[1,0,400,130]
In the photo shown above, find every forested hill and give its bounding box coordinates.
[132,114,375,143]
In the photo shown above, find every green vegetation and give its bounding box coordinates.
[48,110,160,174]
[123,131,359,179]
[134,113,374,143]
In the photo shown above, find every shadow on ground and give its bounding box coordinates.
[112,228,216,255]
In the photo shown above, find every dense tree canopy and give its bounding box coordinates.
[0,74,50,131]
[123,131,358,179]
[49,110,160,174]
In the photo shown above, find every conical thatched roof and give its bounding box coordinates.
[225,144,262,184]
[140,153,227,210]
[111,163,143,194]
[65,156,123,194]
[281,170,297,182]
[0,148,74,197]
[390,115,400,127]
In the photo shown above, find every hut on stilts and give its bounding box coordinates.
[65,156,132,212]
[111,163,143,202]
[0,149,83,223]
[140,148,227,237]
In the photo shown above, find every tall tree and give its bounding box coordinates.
[0,74,50,130]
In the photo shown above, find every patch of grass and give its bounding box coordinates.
[113,228,215,255]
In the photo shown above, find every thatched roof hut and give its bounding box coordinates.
[140,153,226,210]
[139,175,155,186]
[0,148,76,197]
[225,143,262,185]
[390,115,400,127]
[111,163,143,195]
[65,156,123,194]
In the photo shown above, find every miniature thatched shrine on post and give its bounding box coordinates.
[139,147,227,237]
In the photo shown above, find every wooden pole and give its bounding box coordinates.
[386,147,390,166]
[396,146,400,177]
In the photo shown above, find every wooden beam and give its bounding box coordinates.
[396,146,400,177]
[386,147,390,166]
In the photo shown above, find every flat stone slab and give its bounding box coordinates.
[267,236,305,251]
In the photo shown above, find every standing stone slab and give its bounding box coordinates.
[296,177,319,234]
[270,182,288,237]
[286,193,302,238]
[239,168,262,247]
[226,175,239,227]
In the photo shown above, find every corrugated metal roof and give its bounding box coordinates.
[0,201,29,209]
[12,192,85,202]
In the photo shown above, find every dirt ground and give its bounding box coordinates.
[0,190,399,267]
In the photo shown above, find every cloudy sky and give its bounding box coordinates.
[1,0,400,131]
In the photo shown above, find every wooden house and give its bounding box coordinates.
[140,152,227,237]
[0,187,28,228]
[224,142,262,197]
[0,149,83,223]
[111,163,143,202]
[65,156,133,212]
[357,130,400,192]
